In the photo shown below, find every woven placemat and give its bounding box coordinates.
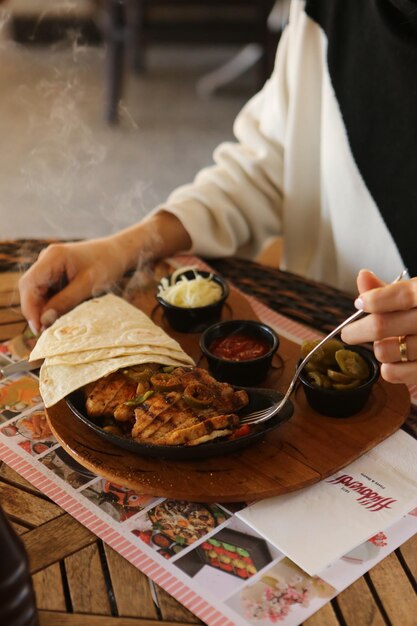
[0,239,56,273]
[208,257,355,335]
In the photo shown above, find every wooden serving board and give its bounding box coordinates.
[46,284,410,503]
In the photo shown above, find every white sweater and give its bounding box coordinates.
[156,0,414,294]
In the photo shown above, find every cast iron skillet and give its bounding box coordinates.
[65,386,293,461]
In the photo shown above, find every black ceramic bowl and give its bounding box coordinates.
[199,319,280,386]
[156,269,229,333]
[299,344,380,418]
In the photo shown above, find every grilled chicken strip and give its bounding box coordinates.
[131,391,182,439]
[85,373,136,418]
[157,413,239,446]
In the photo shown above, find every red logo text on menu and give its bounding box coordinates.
[326,474,397,512]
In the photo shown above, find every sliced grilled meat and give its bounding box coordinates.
[84,365,249,446]
[85,373,136,417]
[131,391,182,438]
[157,413,239,446]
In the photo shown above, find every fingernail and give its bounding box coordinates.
[359,268,376,276]
[354,297,364,310]
[40,309,58,328]
[28,320,39,336]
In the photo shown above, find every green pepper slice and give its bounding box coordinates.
[320,339,344,364]
[150,372,183,392]
[300,341,325,363]
[123,366,155,383]
[332,379,361,390]
[183,382,214,408]
[327,369,355,383]
[306,371,332,388]
[335,350,370,380]
[301,338,344,367]
[124,390,155,406]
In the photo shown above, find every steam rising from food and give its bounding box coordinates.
[2,4,247,253]
[0,7,149,241]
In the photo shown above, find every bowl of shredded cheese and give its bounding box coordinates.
[156,267,229,332]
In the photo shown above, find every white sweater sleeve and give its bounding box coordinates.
[153,24,294,259]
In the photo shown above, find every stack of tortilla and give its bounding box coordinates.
[29,294,195,408]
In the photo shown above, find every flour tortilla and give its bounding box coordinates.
[40,352,194,408]
[30,294,184,360]
[31,293,195,407]
[45,344,192,366]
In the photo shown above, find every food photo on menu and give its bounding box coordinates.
[130,500,230,558]
[174,523,277,584]
[0,376,42,422]
[226,557,337,624]
[0,408,56,456]
[80,480,159,521]
[38,448,95,490]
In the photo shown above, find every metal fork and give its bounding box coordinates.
[240,269,407,426]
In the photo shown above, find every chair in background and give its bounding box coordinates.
[98,0,144,123]
[196,0,290,98]
[100,0,287,124]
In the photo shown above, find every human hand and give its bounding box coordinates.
[341,269,417,384]
[18,212,192,335]
[18,237,128,334]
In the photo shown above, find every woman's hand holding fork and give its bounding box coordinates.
[342,269,417,384]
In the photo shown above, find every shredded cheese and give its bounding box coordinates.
[158,267,223,308]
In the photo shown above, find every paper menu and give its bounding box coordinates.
[237,430,417,576]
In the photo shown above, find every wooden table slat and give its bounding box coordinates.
[335,576,386,626]
[0,271,21,291]
[0,306,23,324]
[11,519,32,535]
[104,545,159,619]
[303,601,341,626]
[65,543,112,615]
[33,563,67,611]
[398,533,417,581]
[0,290,21,307]
[0,481,62,526]
[0,320,27,341]
[23,514,96,574]
[38,612,197,626]
[367,552,417,625]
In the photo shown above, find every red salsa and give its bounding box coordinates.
[209,333,270,361]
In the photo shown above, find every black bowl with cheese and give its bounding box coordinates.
[156,268,229,333]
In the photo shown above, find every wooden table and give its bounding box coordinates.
[0,240,416,626]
